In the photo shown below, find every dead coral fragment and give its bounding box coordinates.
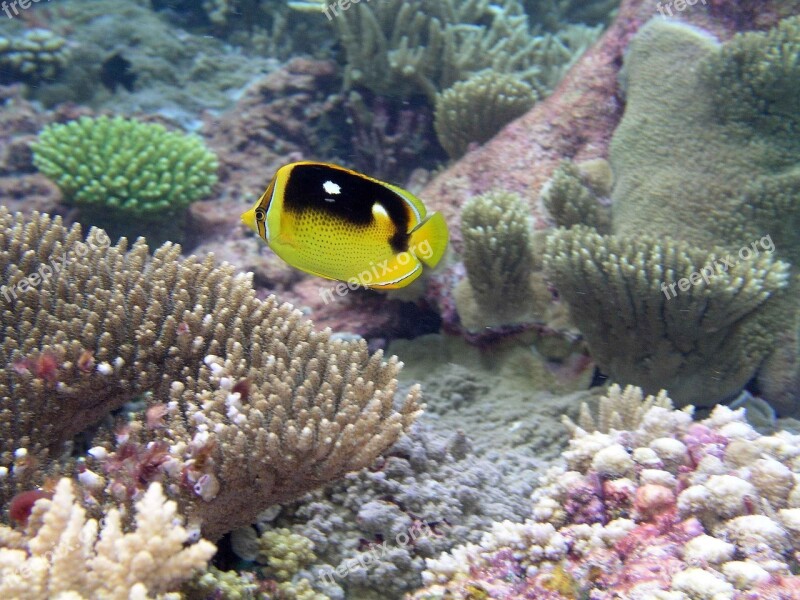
[411,389,800,598]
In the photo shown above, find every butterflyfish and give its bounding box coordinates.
[241,161,449,289]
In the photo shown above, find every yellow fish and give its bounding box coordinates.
[241,162,449,289]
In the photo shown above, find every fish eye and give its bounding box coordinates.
[255,208,266,221]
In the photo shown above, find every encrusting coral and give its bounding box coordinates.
[409,384,800,598]
[544,16,800,414]
[434,71,537,159]
[31,115,218,245]
[0,208,421,541]
[0,478,215,599]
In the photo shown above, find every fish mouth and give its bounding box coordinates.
[241,208,258,234]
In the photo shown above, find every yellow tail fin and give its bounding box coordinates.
[408,211,449,269]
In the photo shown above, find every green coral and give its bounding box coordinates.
[183,567,259,600]
[455,190,537,329]
[31,115,218,245]
[434,70,537,158]
[701,16,800,134]
[302,0,601,102]
[543,18,800,413]
[541,160,610,232]
[0,28,70,84]
[258,528,317,582]
[545,227,790,408]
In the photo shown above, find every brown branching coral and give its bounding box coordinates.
[0,208,421,540]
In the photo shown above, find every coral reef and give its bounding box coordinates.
[541,159,611,232]
[0,29,70,85]
[453,190,537,330]
[0,478,215,599]
[346,91,440,183]
[20,0,275,120]
[32,115,218,245]
[418,0,794,253]
[545,226,790,408]
[544,17,800,414]
[312,0,600,102]
[0,209,421,541]
[434,71,537,159]
[409,384,800,599]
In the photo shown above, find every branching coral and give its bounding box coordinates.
[31,115,218,245]
[545,17,800,414]
[0,208,421,540]
[454,190,537,330]
[410,386,800,599]
[545,226,790,407]
[0,29,70,85]
[305,0,600,102]
[701,15,800,134]
[541,160,611,232]
[0,478,215,599]
[563,383,673,434]
[434,70,537,158]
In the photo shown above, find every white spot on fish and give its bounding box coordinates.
[372,203,389,218]
[323,180,341,195]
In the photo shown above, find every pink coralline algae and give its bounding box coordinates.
[409,387,800,599]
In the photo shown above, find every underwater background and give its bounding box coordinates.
[2,0,800,598]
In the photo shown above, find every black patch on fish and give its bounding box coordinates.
[389,231,409,254]
[100,53,137,93]
[283,164,411,236]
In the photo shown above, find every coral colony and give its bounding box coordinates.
[1,0,800,598]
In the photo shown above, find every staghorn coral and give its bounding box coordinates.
[434,71,537,159]
[0,478,215,599]
[0,29,70,85]
[545,226,790,408]
[409,386,800,599]
[31,115,218,246]
[454,190,538,330]
[0,208,421,540]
